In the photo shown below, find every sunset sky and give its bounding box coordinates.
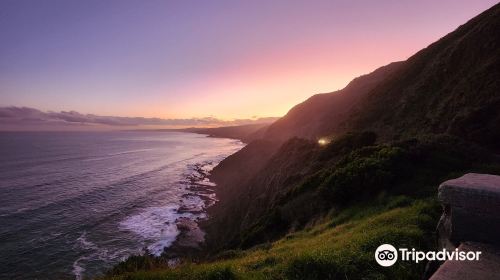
[0,0,497,122]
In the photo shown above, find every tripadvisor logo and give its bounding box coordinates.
[374,244,482,267]
[375,244,398,266]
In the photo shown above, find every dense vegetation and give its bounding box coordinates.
[102,133,500,280]
[213,133,497,250]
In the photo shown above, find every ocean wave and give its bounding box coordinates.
[72,256,87,280]
[0,132,245,280]
[72,231,133,280]
[82,149,153,162]
[75,231,99,251]
[119,205,193,255]
[72,232,98,280]
[1,156,197,219]
[118,158,223,257]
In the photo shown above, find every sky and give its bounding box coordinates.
[0,0,497,125]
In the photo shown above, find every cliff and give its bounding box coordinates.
[183,123,273,143]
[261,61,404,141]
[205,3,500,251]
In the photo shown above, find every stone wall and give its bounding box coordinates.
[430,173,500,280]
[437,173,500,248]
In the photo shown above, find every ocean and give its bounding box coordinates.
[0,131,244,279]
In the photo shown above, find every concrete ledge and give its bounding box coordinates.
[438,173,500,211]
[437,173,500,247]
[430,242,500,280]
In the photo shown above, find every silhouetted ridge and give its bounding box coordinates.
[346,3,500,149]
[262,61,404,141]
[262,3,500,149]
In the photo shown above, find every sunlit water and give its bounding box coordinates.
[0,131,243,279]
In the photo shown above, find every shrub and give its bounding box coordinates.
[318,131,377,161]
[320,146,407,204]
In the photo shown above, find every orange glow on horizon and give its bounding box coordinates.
[2,0,496,122]
[135,39,421,120]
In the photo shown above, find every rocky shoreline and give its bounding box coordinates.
[163,160,221,259]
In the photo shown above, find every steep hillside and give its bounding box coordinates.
[262,62,403,141]
[183,123,274,143]
[346,4,500,149]
[206,134,497,251]
[204,3,500,252]
[206,137,322,249]
[209,140,282,202]
[262,4,500,148]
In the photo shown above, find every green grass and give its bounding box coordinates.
[102,197,440,280]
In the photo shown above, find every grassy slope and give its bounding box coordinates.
[208,133,496,250]
[102,133,500,280]
[103,197,440,280]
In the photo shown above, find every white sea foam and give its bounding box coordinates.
[75,231,99,251]
[72,231,135,279]
[180,195,208,214]
[72,256,86,280]
[119,205,195,255]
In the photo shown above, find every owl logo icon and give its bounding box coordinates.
[375,244,398,266]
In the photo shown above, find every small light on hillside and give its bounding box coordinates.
[318,138,329,146]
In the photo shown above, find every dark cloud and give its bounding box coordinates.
[0,107,279,131]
